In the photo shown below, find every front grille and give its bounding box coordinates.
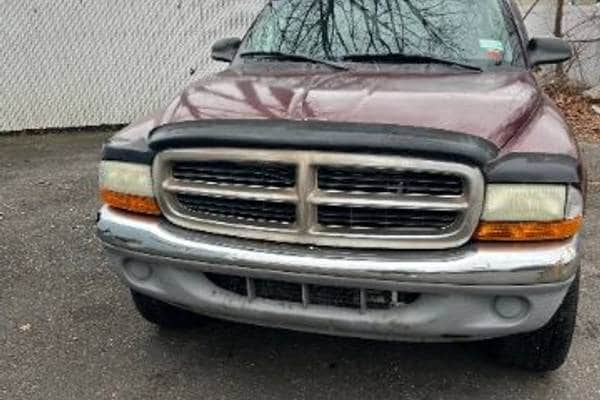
[318,166,464,196]
[154,149,484,249]
[205,273,420,311]
[172,161,296,188]
[176,194,296,225]
[318,206,458,231]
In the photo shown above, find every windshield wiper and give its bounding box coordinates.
[342,53,483,72]
[239,51,349,71]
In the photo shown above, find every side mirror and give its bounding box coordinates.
[527,37,572,67]
[211,37,242,63]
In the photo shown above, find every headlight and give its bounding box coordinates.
[99,161,160,215]
[481,184,567,221]
[475,184,582,241]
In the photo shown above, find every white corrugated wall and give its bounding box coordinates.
[0,0,265,131]
[1,1,598,132]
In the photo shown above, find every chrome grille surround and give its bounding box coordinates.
[153,148,484,250]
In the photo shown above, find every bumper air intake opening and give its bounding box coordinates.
[205,273,420,311]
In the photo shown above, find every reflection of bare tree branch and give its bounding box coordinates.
[237,81,281,119]
[245,0,513,64]
[384,0,403,51]
[200,85,282,119]
[277,0,304,52]
[403,0,460,58]
[330,1,351,53]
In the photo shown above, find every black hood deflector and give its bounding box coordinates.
[103,120,581,184]
[148,120,499,167]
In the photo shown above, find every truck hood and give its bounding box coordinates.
[162,69,541,148]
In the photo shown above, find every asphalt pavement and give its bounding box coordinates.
[1,131,599,400]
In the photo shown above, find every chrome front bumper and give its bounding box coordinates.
[97,206,580,341]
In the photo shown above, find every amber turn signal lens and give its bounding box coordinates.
[100,189,161,216]
[474,217,583,242]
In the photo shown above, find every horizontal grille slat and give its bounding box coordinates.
[176,194,296,225]
[173,161,296,188]
[318,166,463,196]
[318,206,458,230]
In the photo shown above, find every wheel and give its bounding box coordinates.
[487,271,580,372]
[130,290,203,329]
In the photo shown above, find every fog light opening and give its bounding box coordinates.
[124,260,153,282]
[494,296,529,320]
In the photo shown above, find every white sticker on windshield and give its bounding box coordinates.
[479,39,504,51]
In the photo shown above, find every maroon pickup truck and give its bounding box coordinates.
[97,0,585,372]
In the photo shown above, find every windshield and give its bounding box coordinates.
[240,0,524,69]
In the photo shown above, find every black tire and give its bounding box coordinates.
[130,290,203,329]
[487,272,580,372]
